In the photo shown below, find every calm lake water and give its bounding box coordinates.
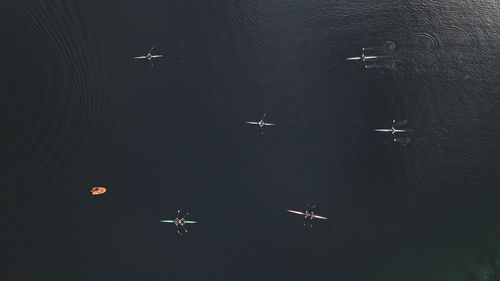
[1,0,500,280]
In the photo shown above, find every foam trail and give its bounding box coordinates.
[395,120,409,126]
[394,138,411,145]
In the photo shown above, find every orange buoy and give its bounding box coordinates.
[91,186,107,195]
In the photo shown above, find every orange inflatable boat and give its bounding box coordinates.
[91,186,107,195]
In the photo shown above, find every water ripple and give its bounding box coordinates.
[2,1,109,198]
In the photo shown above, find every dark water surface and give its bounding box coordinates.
[2,0,500,280]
